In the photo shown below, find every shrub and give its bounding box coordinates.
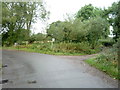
[53,42,98,54]
[94,43,119,79]
[12,41,101,55]
[99,39,115,47]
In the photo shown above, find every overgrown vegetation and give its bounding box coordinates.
[1,2,49,46]
[3,42,101,55]
[1,1,120,79]
[85,40,119,79]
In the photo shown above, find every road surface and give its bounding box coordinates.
[1,50,118,88]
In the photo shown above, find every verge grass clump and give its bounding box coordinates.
[85,43,119,79]
[2,41,100,55]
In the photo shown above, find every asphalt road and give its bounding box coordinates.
[1,50,118,88]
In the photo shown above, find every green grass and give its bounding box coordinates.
[2,46,85,56]
[2,42,100,56]
[2,42,99,56]
[0,63,2,68]
[2,44,119,80]
[85,57,119,79]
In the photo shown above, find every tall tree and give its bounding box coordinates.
[104,1,120,42]
[2,1,48,45]
[86,17,109,48]
[47,21,73,42]
[76,4,103,21]
[111,2,120,41]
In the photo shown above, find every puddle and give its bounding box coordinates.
[0,79,9,84]
[27,80,37,84]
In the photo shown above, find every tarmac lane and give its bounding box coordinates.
[1,50,118,88]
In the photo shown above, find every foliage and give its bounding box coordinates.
[47,17,109,49]
[99,38,115,47]
[2,1,119,80]
[0,34,2,46]
[33,33,46,41]
[28,35,36,44]
[85,44,119,79]
[105,1,120,42]
[52,42,97,54]
[3,41,101,55]
[16,29,30,43]
[2,2,48,46]
[85,17,109,48]
[47,21,72,42]
[76,4,104,21]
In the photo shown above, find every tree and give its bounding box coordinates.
[47,16,109,46]
[114,1,120,41]
[47,4,110,47]
[23,2,47,30]
[68,18,88,42]
[85,17,109,48]
[47,21,65,42]
[76,4,103,21]
[34,33,46,41]
[47,21,73,42]
[104,1,120,42]
[2,2,48,46]
[16,29,31,43]
[111,2,120,42]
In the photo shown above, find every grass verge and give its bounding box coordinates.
[2,42,100,55]
[2,46,85,56]
[85,57,119,80]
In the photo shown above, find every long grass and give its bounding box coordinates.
[85,47,119,79]
[2,42,100,55]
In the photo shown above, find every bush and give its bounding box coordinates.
[99,39,115,47]
[93,43,119,79]
[52,42,98,54]
[11,41,101,55]
[28,36,36,44]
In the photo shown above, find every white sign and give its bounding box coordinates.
[52,38,55,42]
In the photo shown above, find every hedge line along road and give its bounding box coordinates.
[1,50,118,88]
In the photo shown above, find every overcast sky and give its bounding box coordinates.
[32,0,119,34]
